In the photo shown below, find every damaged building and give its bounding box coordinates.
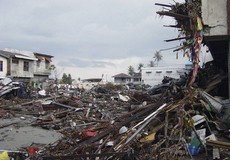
[1,0,230,160]
[0,50,37,82]
[33,53,54,82]
[156,0,230,98]
[0,50,54,84]
[0,50,54,98]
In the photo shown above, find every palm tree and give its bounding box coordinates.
[153,51,163,66]
[137,63,144,73]
[128,65,135,76]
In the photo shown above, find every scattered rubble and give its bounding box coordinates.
[0,61,229,160]
[0,77,28,99]
[1,0,230,160]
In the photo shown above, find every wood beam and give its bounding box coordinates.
[155,3,172,8]
[207,140,230,149]
[164,36,190,42]
[156,11,189,20]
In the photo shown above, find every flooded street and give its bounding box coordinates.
[0,116,61,150]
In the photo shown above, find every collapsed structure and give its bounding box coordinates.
[156,0,230,97]
[0,0,230,160]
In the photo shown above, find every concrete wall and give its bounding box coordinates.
[114,78,131,84]
[202,0,228,36]
[11,59,34,78]
[34,59,51,75]
[132,78,142,84]
[0,57,7,77]
[141,66,187,86]
[33,75,49,82]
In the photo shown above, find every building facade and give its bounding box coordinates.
[0,50,53,84]
[0,54,8,78]
[141,64,192,87]
[112,72,142,85]
[0,50,37,82]
[113,73,132,84]
[34,53,54,82]
[201,0,230,97]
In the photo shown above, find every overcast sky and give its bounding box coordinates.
[0,0,191,81]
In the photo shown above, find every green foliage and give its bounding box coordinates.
[153,51,163,66]
[49,64,56,70]
[128,65,135,76]
[61,73,72,84]
[68,74,72,84]
[138,63,144,73]
[148,60,155,67]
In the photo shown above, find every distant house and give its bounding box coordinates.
[113,73,132,84]
[113,72,142,85]
[132,72,142,84]
[34,52,54,81]
[0,50,37,82]
[82,78,102,84]
[78,78,103,90]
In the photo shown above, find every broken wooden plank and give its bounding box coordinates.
[20,96,60,106]
[165,36,190,42]
[156,11,189,20]
[163,25,180,28]
[125,103,168,145]
[155,3,173,8]
[42,151,131,160]
[173,45,190,52]
[206,140,230,149]
[51,101,84,111]
[0,122,19,129]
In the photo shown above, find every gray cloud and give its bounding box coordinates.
[58,58,114,68]
[0,0,185,78]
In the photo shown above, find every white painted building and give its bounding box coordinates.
[0,49,54,85]
[0,55,8,78]
[0,50,37,80]
[76,78,107,90]
[112,73,141,85]
[141,64,192,87]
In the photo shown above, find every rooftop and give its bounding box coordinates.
[112,73,131,78]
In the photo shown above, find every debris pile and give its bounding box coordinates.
[0,77,28,99]
[1,1,230,160]
[0,63,229,160]
[31,69,227,160]
[156,0,205,88]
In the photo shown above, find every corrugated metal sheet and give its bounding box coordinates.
[201,91,223,113]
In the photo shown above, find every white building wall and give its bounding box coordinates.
[0,57,7,77]
[202,0,228,36]
[141,66,186,87]
[114,78,131,84]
